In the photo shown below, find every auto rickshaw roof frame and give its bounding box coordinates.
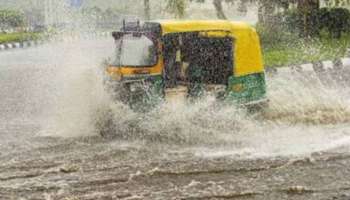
[111,31,160,68]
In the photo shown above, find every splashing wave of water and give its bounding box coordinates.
[25,38,350,158]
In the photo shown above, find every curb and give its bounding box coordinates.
[266,56,350,83]
[0,40,42,51]
[0,31,111,52]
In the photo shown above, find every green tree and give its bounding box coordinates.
[0,9,25,28]
[160,0,350,38]
[296,0,320,37]
[213,0,227,19]
[144,0,151,20]
[324,0,350,6]
[166,0,187,18]
[197,0,320,37]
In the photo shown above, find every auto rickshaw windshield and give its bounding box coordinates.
[113,33,157,67]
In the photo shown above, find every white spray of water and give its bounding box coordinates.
[38,39,114,137]
[190,72,350,158]
[30,36,350,158]
[266,71,350,124]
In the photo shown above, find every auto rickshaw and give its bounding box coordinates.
[105,20,267,111]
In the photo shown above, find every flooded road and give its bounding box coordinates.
[1,39,350,200]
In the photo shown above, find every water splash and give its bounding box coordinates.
[37,39,114,137]
[266,71,350,125]
[19,35,348,160]
[100,96,254,145]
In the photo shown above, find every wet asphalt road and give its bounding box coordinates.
[1,39,350,200]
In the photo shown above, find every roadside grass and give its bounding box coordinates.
[0,32,42,44]
[263,33,350,67]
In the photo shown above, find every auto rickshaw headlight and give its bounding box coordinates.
[232,83,244,92]
[110,72,123,81]
[129,82,145,92]
[130,84,137,92]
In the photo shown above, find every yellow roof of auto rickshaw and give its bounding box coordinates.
[157,20,251,35]
[153,20,264,77]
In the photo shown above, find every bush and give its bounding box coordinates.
[283,9,303,34]
[326,8,350,38]
[258,7,350,67]
[0,9,25,28]
[256,11,302,49]
[282,7,350,38]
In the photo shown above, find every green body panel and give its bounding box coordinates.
[226,73,267,104]
[112,73,267,110]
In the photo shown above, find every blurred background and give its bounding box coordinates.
[2,0,350,67]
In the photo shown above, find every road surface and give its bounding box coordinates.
[1,39,350,200]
